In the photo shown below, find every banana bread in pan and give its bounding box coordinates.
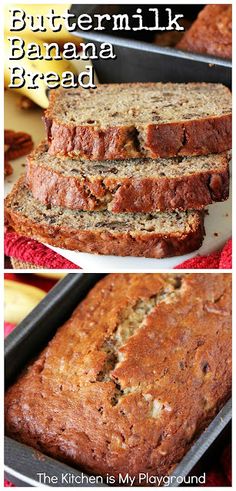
[26,143,230,213]
[177,5,232,59]
[5,273,232,483]
[44,83,232,160]
[5,177,205,259]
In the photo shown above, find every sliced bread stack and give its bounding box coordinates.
[5,83,232,259]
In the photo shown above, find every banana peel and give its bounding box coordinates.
[4,34,76,108]
[4,279,46,324]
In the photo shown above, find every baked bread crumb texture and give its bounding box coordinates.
[5,85,231,257]
[5,273,232,482]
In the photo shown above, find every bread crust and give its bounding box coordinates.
[44,84,232,160]
[5,178,205,259]
[5,273,232,482]
[45,115,232,161]
[26,151,229,213]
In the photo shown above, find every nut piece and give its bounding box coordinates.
[4,157,13,176]
[4,129,34,160]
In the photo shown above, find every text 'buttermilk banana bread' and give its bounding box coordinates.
[5,273,232,484]
[177,5,232,59]
[4,177,204,258]
[26,142,229,213]
[44,83,232,160]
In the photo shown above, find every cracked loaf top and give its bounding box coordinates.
[44,83,232,160]
[5,273,231,482]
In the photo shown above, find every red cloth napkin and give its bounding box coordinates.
[4,322,15,338]
[176,238,232,269]
[5,231,231,270]
[4,480,15,487]
[202,444,231,487]
[4,231,78,269]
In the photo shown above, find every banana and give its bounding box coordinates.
[4,4,82,45]
[35,273,66,280]
[4,279,46,324]
[4,34,76,108]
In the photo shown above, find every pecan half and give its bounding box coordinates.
[4,157,13,176]
[4,129,34,160]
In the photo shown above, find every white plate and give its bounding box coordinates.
[5,91,231,271]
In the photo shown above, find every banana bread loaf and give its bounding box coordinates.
[5,273,232,484]
[45,83,232,160]
[177,5,232,59]
[4,177,205,259]
[154,19,191,47]
[26,142,229,213]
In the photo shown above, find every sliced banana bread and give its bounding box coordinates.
[26,142,229,213]
[5,177,205,259]
[177,5,232,59]
[45,83,232,160]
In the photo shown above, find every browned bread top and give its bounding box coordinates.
[26,142,230,213]
[5,177,204,258]
[5,273,232,482]
[45,83,232,160]
[177,5,232,59]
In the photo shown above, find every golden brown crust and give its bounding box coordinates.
[5,273,232,482]
[145,116,232,158]
[4,178,205,259]
[177,5,232,59]
[26,151,229,213]
[45,115,232,161]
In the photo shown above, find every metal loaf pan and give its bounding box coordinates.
[5,274,232,487]
[70,4,231,88]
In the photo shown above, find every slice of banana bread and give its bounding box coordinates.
[177,5,232,59]
[5,177,205,258]
[5,273,232,483]
[26,142,229,213]
[44,83,232,160]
